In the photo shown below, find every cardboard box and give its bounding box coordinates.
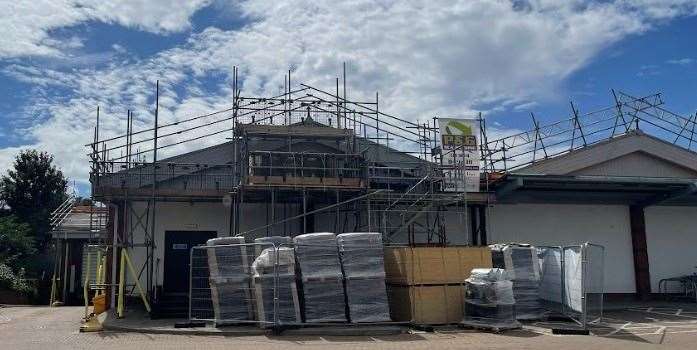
[387,285,464,324]
[384,247,492,285]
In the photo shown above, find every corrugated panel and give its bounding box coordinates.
[81,245,102,284]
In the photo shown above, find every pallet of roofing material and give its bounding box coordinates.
[460,268,521,332]
[206,237,254,324]
[490,243,544,320]
[254,236,292,257]
[252,247,301,326]
[293,232,347,323]
[337,232,390,323]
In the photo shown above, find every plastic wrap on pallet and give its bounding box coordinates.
[537,247,563,305]
[301,277,347,322]
[461,268,521,330]
[337,232,390,322]
[207,237,249,282]
[252,246,296,276]
[294,233,347,322]
[252,247,301,326]
[293,232,343,279]
[337,232,385,278]
[206,237,253,323]
[253,274,301,325]
[489,244,544,320]
[344,277,391,323]
[254,236,292,257]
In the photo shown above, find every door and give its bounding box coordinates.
[163,231,216,294]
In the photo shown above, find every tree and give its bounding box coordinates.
[0,215,35,267]
[0,216,35,294]
[0,150,67,251]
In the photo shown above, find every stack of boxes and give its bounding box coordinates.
[384,246,492,324]
[293,232,347,323]
[251,246,301,325]
[491,244,543,320]
[205,237,254,325]
[337,232,390,323]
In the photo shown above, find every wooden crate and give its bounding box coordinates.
[387,285,464,325]
[384,246,492,285]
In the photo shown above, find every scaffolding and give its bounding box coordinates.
[86,66,697,315]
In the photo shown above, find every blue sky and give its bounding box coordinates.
[1,1,697,195]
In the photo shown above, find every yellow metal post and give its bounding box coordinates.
[95,250,102,295]
[117,249,126,318]
[123,250,151,313]
[83,251,91,319]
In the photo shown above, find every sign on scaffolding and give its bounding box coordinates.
[438,118,480,192]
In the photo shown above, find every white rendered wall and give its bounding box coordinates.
[645,206,697,293]
[125,201,301,290]
[489,203,635,293]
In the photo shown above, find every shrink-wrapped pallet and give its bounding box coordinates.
[490,243,544,320]
[206,237,253,323]
[251,247,301,325]
[293,232,347,322]
[337,232,390,323]
[461,268,520,331]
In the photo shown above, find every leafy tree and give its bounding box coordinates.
[0,216,35,294]
[0,150,67,251]
[0,215,36,267]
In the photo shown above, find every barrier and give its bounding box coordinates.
[538,243,605,329]
[188,237,419,329]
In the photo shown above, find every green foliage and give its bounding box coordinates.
[0,263,32,294]
[0,150,67,251]
[0,215,36,267]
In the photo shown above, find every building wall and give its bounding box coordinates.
[645,206,697,293]
[125,201,302,290]
[488,203,635,293]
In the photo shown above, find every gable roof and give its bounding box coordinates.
[515,130,697,178]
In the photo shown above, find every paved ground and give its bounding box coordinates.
[2,305,697,349]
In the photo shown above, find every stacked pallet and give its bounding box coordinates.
[206,237,254,325]
[384,246,492,325]
[491,243,543,320]
[251,246,301,326]
[294,232,347,323]
[461,268,520,331]
[337,232,390,323]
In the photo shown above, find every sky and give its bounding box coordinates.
[1,0,697,195]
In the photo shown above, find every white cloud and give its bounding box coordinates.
[0,0,211,57]
[666,57,695,65]
[2,0,697,185]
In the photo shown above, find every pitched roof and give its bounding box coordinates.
[514,130,697,179]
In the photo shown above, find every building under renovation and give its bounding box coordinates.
[67,71,697,317]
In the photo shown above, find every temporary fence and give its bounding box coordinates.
[538,243,605,329]
[189,240,604,330]
[189,236,412,328]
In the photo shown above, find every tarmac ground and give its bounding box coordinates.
[2,303,697,350]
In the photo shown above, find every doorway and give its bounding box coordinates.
[163,231,216,294]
